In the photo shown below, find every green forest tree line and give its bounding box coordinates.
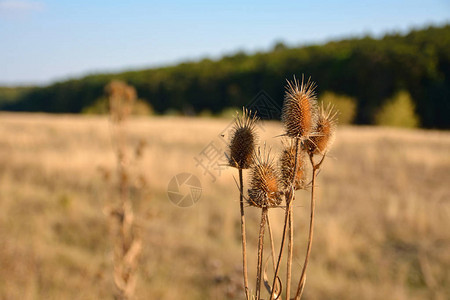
[1,25,449,128]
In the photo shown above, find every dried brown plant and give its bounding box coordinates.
[247,147,281,300]
[279,139,308,299]
[294,108,337,299]
[106,80,136,123]
[269,77,318,300]
[105,80,142,300]
[227,108,259,300]
[226,76,336,300]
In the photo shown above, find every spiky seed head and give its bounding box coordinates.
[282,76,318,139]
[247,147,282,208]
[279,140,307,191]
[305,103,338,155]
[228,108,258,169]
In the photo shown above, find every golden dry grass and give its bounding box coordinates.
[0,113,449,299]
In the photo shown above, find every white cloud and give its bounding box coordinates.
[0,1,45,14]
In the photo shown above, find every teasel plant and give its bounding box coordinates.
[226,76,337,300]
[104,80,143,300]
[279,139,308,299]
[269,76,318,300]
[247,146,282,300]
[294,102,337,299]
[227,108,258,300]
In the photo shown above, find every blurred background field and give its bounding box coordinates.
[1,113,449,299]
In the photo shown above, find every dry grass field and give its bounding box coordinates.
[0,113,449,299]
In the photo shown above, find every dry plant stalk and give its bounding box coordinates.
[247,147,281,300]
[270,76,318,300]
[280,140,307,299]
[106,80,142,300]
[294,103,337,300]
[227,108,258,300]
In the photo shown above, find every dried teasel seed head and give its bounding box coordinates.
[282,76,318,139]
[279,140,307,191]
[247,147,282,208]
[228,108,258,169]
[105,80,137,122]
[305,102,338,155]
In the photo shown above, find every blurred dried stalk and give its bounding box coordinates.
[105,80,142,300]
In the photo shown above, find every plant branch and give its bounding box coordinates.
[266,212,277,272]
[286,203,294,300]
[294,153,325,299]
[270,137,300,300]
[239,168,250,300]
[256,208,268,300]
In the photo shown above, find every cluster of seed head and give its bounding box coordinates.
[281,76,337,154]
[280,76,337,191]
[227,76,337,209]
[228,108,258,169]
[106,80,137,122]
[247,148,282,208]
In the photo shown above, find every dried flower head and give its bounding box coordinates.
[228,108,258,169]
[280,140,307,191]
[282,76,318,139]
[305,103,338,155]
[106,80,137,122]
[247,147,282,208]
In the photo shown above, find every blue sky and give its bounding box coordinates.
[0,0,449,85]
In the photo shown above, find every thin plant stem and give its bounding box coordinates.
[266,212,277,272]
[286,203,294,300]
[270,137,300,300]
[294,153,325,299]
[297,274,306,299]
[256,208,268,300]
[266,212,279,298]
[239,168,250,300]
